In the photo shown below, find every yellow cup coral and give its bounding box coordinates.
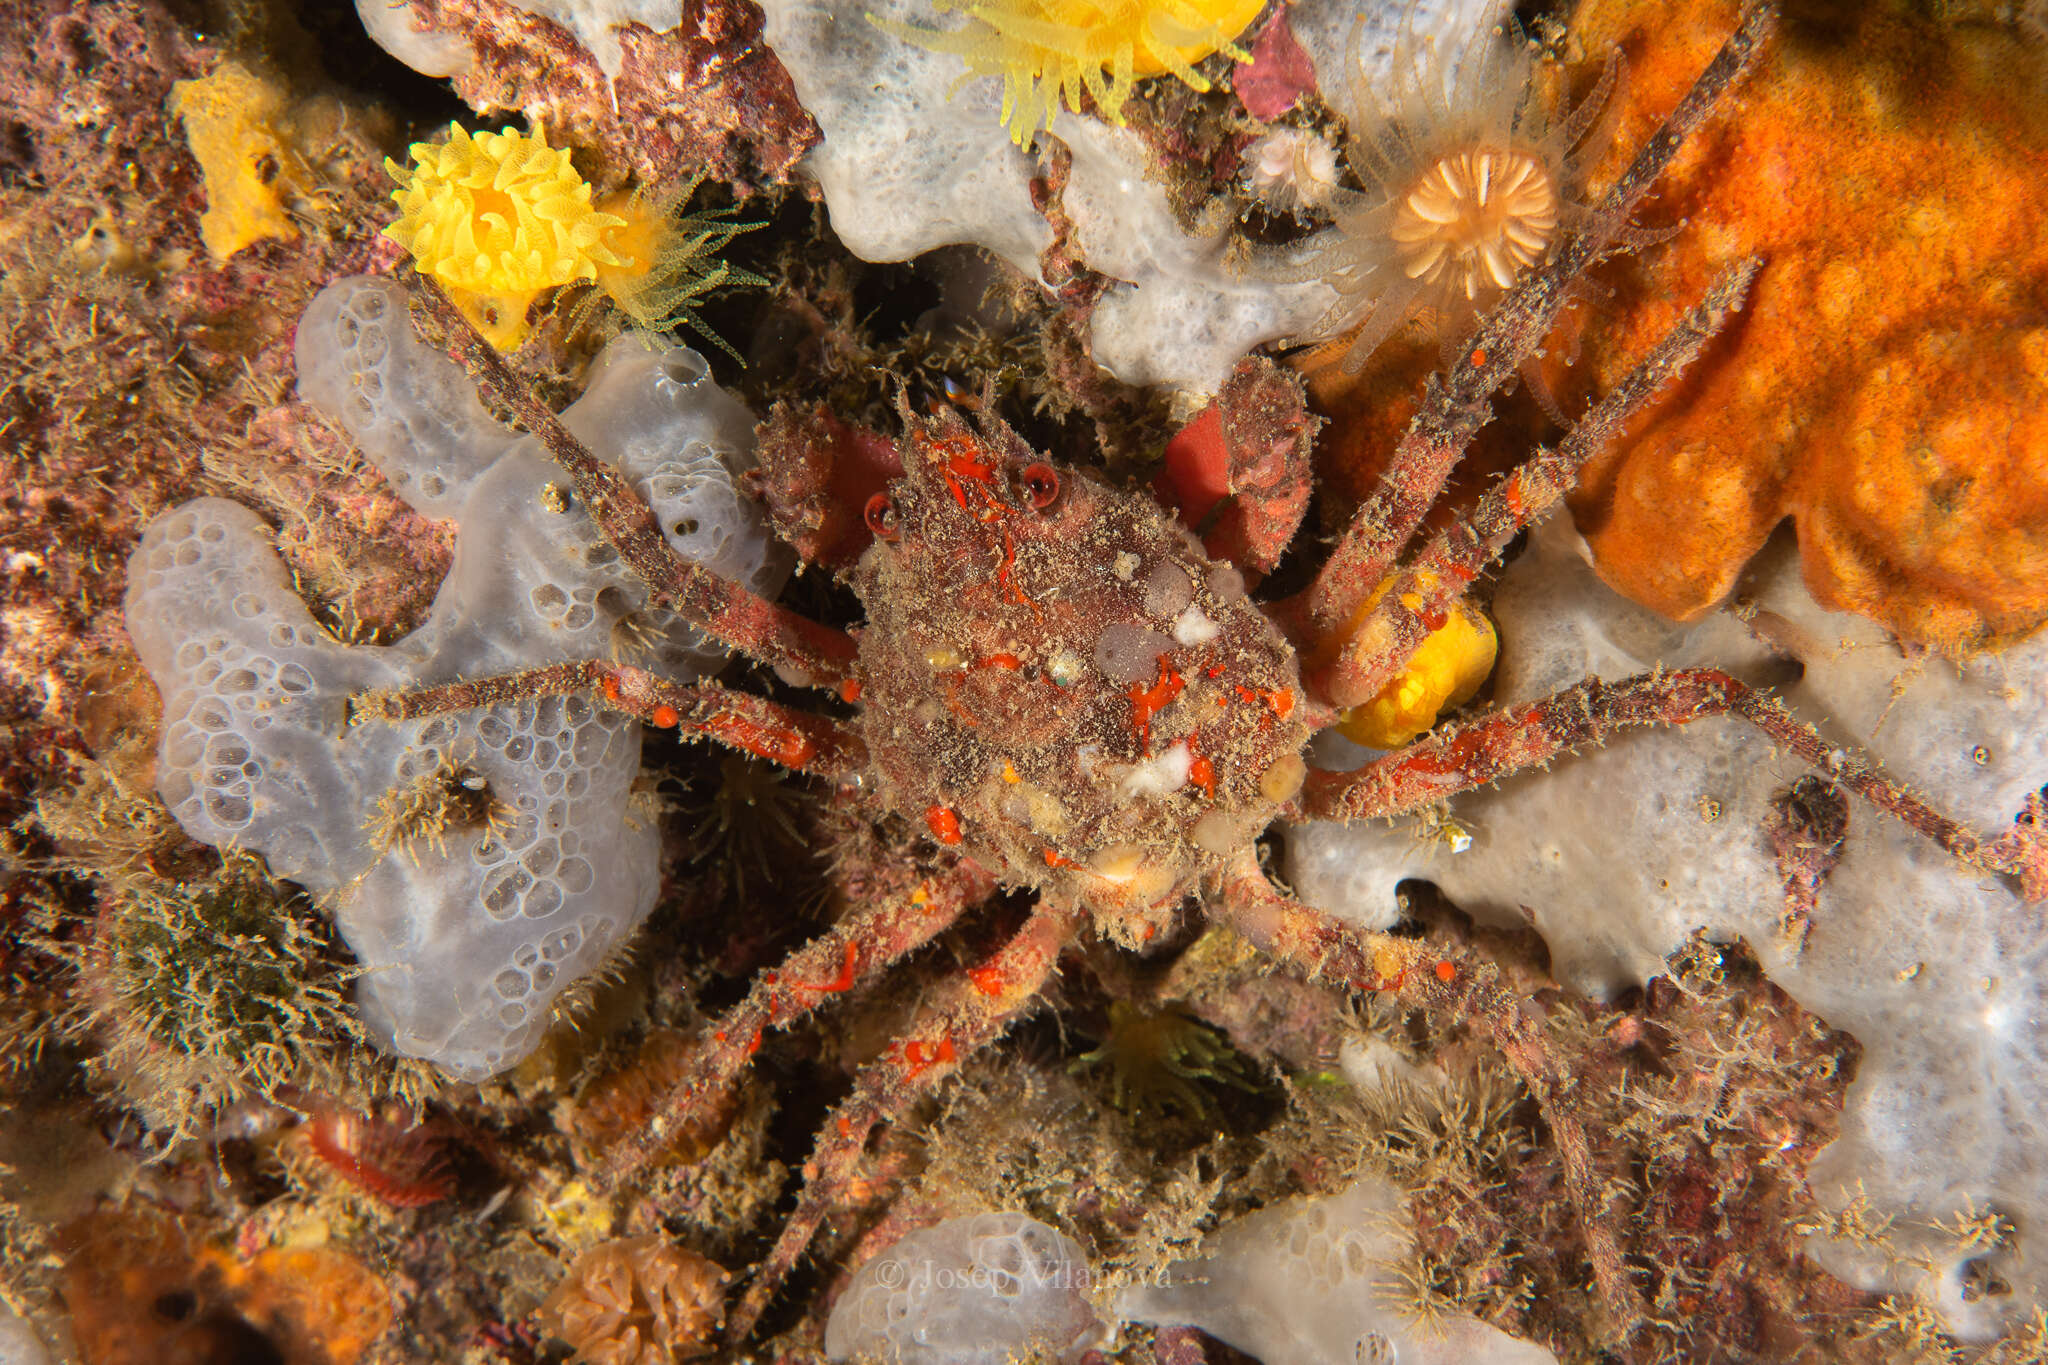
[1337,570,1498,749]
[876,0,1265,146]
[386,125,763,354]
[385,124,632,349]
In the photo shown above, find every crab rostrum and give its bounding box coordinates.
[357,4,2042,1346]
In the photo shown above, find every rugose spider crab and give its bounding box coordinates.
[360,2,2041,1344]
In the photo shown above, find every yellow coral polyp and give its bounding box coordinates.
[384,125,634,350]
[1338,571,1499,749]
[878,0,1265,146]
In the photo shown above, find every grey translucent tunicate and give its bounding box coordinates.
[126,275,788,1080]
[825,1213,1105,1363]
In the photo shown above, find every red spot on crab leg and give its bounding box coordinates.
[603,862,990,1184]
[798,940,860,996]
[898,1035,959,1080]
[726,897,1083,1342]
[706,709,818,769]
[355,664,866,782]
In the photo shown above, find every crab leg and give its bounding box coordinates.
[1295,667,2043,898]
[1310,257,1760,709]
[603,854,996,1182]
[724,897,1084,1344]
[413,279,859,689]
[1280,2,1778,649]
[352,660,868,783]
[1211,852,1641,1340]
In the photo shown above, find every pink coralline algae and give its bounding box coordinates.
[1232,11,1318,121]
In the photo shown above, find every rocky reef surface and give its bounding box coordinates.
[2,1,2045,1363]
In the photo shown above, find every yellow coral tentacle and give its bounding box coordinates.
[874,0,1262,147]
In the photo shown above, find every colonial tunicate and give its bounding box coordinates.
[126,276,787,1079]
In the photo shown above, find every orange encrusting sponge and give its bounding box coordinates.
[1552,0,2048,652]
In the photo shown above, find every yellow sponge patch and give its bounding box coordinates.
[171,62,306,262]
[1338,572,1499,750]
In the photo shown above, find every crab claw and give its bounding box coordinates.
[1156,357,1318,579]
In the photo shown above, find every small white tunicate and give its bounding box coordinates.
[1206,563,1247,604]
[1245,127,1342,214]
[1143,562,1195,619]
[1173,604,1221,646]
[354,0,474,76]
[1118,742,1193,800]
[1093,623,1175,685]
[1191,808,1243,855]
[1120,1176,1560,1365]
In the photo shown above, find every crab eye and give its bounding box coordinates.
[1021,462,1061,510]
[865,493,900,540]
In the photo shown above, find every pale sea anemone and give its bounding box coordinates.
[1243,127,1343,216]
[1291,3,1619,373]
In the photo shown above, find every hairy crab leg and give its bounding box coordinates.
[1310,258,1760,709]
[1295,667,2045,900]
[1210,852,1641,1340]
[602,855,997,1183]
[351,660,869,783]
[1278,2,1779,652]
[725,897,1084,1344]
[413,279,859,689]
